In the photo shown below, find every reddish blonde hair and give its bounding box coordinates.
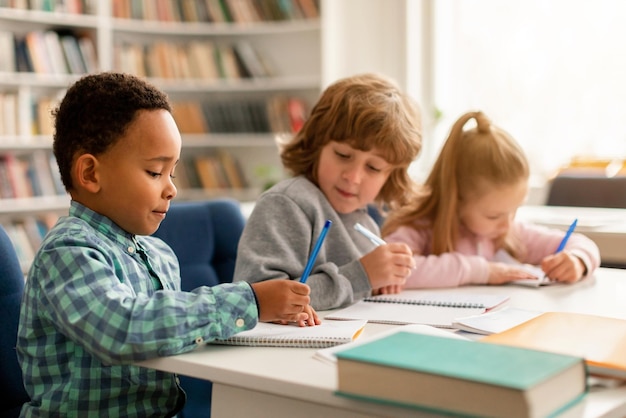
[382,111,529,257]
[280,73,423,210]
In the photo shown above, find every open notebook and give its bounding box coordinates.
[211,319,367,348]
[325,291,509,328]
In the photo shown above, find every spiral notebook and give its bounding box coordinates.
[211,319,367,348]
[325,291,509,328]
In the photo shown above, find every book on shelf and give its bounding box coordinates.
[43,30,69,74]
[4,154,34,198]
[1,92,19,136]
[233,40,265,78]
[211,319,367,348]
[325,290,509,328]
[296,0,319,19]
[172,101,207,134]
[335,332,588,418]
[25,31,54,74]
[0,30,16,73]
[60,35,88,74]
[35,96,56,136]
[77,36,97,73]
[482,311,626,380]
[451,306,544,335]
[314,323,469,365]
[30,150,59,197]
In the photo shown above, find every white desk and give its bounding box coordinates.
[139,268,626,418]
[518,205,626,265]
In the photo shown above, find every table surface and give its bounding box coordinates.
[138,267,626,417]
[517,205,626,264]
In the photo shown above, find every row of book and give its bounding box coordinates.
[0,0,92,14]
[172,96,307,134]
[114,39,273,81]
[0,92,307,137]
[0,93,58,136]
[112,0,319,23]
[2,215,58,273]
[175,151,247,190]
[0,152,65,199]
[0,149,251,200]
[0,29,97,75]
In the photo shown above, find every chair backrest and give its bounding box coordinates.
[153,199,246,290]
[0,225,30,417]
[546,175,626,208]
[152,199,246,418]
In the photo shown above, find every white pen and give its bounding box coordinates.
[354,222,386,246]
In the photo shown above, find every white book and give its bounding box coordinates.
[1,93,18,136]
[0,30,16,73]
[43,31,69,74]
[451,307,544,335]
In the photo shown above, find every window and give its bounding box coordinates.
[417,0,626,183]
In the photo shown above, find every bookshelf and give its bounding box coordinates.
[0,0,322,271]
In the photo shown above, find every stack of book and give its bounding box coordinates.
[334,331,588,418]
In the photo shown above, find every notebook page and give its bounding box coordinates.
[325,300,486,328]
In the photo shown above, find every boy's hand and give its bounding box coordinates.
[541,251,586,283]
[250,280,320,326]
[360,243,415,289]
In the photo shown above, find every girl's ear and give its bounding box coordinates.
[73,154,101,193]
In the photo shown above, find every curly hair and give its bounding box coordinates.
[53,72,172,191]
[280,73,423,211]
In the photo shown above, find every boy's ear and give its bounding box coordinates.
[73,154,101,193]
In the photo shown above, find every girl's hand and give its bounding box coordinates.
[360,243,415,289]
[487,262,539,285]
[251,280,317,324]
[541,251,586,283]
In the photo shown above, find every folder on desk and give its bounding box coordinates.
[482,311,626,380]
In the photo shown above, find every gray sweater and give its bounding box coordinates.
[233,176,381,310]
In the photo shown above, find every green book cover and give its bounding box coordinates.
[336,331,583,389]
[335,332,587,418]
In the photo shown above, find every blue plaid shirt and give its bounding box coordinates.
[17,201,258,417]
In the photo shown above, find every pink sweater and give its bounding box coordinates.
[384,221,600,288]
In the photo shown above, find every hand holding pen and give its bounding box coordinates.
[541,218,585,283]
[354,223,415,292]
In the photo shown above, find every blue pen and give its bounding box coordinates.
[556,218,578,253]
[300,220,332,283]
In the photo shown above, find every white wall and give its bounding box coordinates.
[321,0,408,88]
[320,0,437,178]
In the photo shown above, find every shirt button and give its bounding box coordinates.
[195,336,204,345]
[235,318,245,327]
[127,246,135,254]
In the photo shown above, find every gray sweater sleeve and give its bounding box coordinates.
[233,177,379,310]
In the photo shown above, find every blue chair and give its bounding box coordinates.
[0,225,30,417]
[153,199,246,418]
